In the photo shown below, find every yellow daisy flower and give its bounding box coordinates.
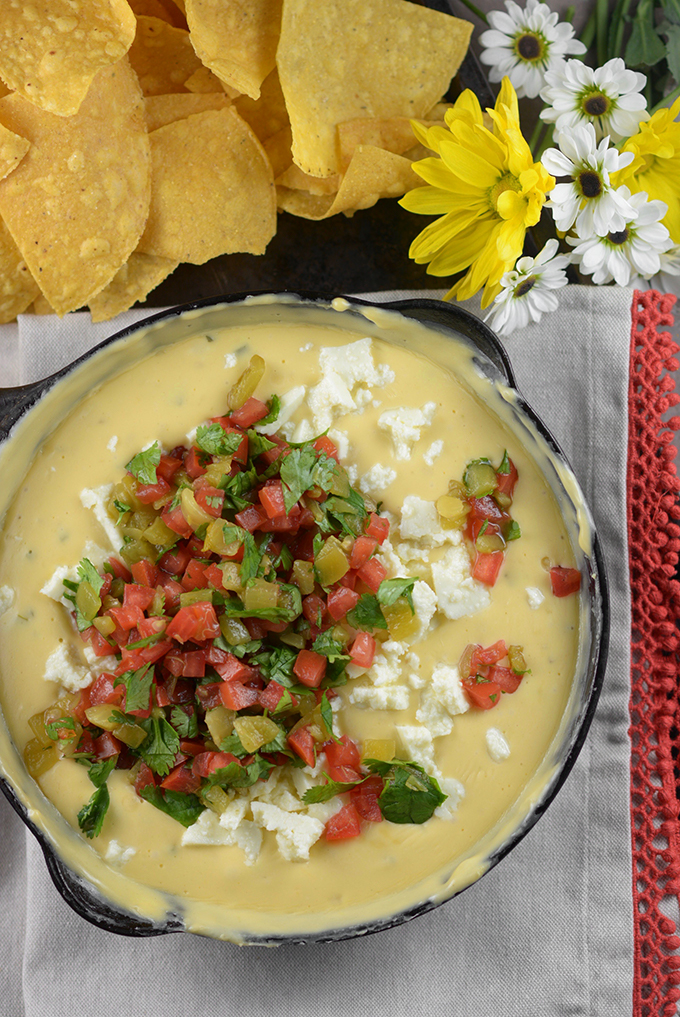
[613,97,680,244]
[399,77,555,307]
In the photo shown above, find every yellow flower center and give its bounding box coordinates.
[488,173,521,216]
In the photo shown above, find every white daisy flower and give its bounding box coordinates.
[541,123,635,235]
[540,57,649,142]
[479,0,585,99]
[485,239,571,336]
[568,188,673,286]
[630,244,680,292]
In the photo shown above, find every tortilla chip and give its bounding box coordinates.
[184,66,224,93]
[262,126,293,179]
[30,292,55,315]
[276,164,340,195]
[0,218,40,323]
[0,123,29,182]
[233,69,288,143]
[89,252,178,322]
[277,145,420,220]
[137,106,276,264]
[0,1,136,117]
[0,59,151,316]
[171,0,186,11]
[144,92,230,131]
[128,0,187,27]
[337,117,444,174]
[186,0,282,100]
[128,16,204,95]
[278,0,471,176]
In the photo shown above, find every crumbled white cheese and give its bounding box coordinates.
[416,690,454,737]
[185,425,197,446]
[180,807,263,866]
[291,418,316,443]
[367,651,403,687]
[307,371,356,432]
[40,541,109,609]
[430,663,470,717]
[412,581,438,640]
[106,435,118,453]
[423,440,444,465]
[0,585,14,616]
[349,685,410,710]
[526,586,545,609]
[83,645,117,677]
[257,385,306,436]
[80,485,123,552]
[486,727,511,762]
[299,342,313,353]
[435,777,466,820]
[431,544,491,620]
[305,798,345,824]
[328,427,350,461]
[43,643,92,692]
[318,337,394,390]
[399,496,460,547]
[218,797,249,830]
[224,352,237,369]
[290,763,326,799]
[359,463,396,498]
[396,725,439,776]
[250,802,325,862]
[377,402,436,460]
[105,840,136,866]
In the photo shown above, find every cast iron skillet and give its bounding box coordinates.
[0,293,610,943]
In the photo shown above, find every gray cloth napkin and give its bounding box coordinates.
[0,285,633,1017]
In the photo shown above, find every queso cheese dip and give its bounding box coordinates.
[0,299,583,941]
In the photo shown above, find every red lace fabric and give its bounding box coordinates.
[629,290,680,1016]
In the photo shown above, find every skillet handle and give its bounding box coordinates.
[0,378,56,439]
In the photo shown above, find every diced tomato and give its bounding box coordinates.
[324,735,361,772]
[244,617,269,640]
[287,726,316,767]
[131,560,160,588]
[350,774,384,822]
[192,751,240,778]
[326,586,360,621]
[349,535,378,569]
[325,802,362,841]
[206,647,254,682]
[106,557,131,582]
[158,544,193,577]
[161,503,193,539]
[340,570,357,590]
[195,682,224,710]
[471,640,508,668]
[180,649,206,678]
[313,435,339,462]
[123,583,156,612]
[211,419,249,464]
[181,559,210,591]
[157,578,184,613]
[166,601,221,643]
[230,397,269,427]
[89,672,126,708]
[185,446,209,478]
[200,563,223,590]
[365,512,390,545]
[92,730,122,760]
[84,626,115,658]
[135,477,172,504]
[108,602,145,632]
[349,632,376,669]
[488,665,521,693]
[134,761,157,795]
[462,676,502,710]
[234,503,268,532]
[495,457,518,500]
[258,680,297,712]
[302,594,327,626]
[156,677,194,706]
[117,639,173,673]
[291,530,315,562]
[219,681,259,710]
[75,730,96,758]
[258,433,289,466]
[293,649,327,688]
[194,485,224,518]
[156,454,183,484]
[160,763,202,794]
[550,566,581,597]
[356,557,387,593]
[178,735,204,756]
[471,549,504,586]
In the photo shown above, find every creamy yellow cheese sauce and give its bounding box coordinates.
[0,298,587,941]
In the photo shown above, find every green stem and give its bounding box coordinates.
[650,82,680,115]
[534,125,555,163]
[454,0,488,24]
[579,9,597,51]
[596,0,610,65]
[609,0,633,60]
[528,117,547,158]
[564,5,575,23]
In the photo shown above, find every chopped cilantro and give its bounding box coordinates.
[45,716,78,743]
[254,395,282,428]
[302,774,363,804]
[279,446,338,514]
[125,442,161,485]
[77,784,110,839]
[207,754,274,789]
[113,499,131,524]
[136,715,180,776]
[504,519,522,541]
[239,530,263,583]
[139,785,205,828]
[312,631,349,663]
[377,576,416,613]
[170,706,198,739]
[498,450,511,475]
[246,428,277,458]
[87,756,117,788]
[346,593,388,632]
[365,759,447,824]
[319,691,339,742]
[113,663,153,713]
[195,423,243,457]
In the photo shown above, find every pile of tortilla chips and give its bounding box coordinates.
[0,0,471,323]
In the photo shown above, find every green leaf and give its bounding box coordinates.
[504,519,522,542]
[114,663,153,713]
[312,630,350,663]
[246,428,277,458]
[139,785,205,828]
[346,593,388,632]
[195,423,243,457]
[77,558,104,597]
[279,446,338,514]
[170,705,198,739]
[45,716,78,742]
[252,645,297,683]
[664,22,680,80]
[625,0,667,66]
[253,395,282,427]
[218,730,249,757]
[323,486,368,537]
[125,442,161,485]
[377,577,416,613]
[365,758,447,824]
[137,715,180,776]
[662,0,680,26]
[207,754,274,788]
[239,530,263,583]
[87,756,117,788]
[77,784,110,839]
[302,773,362,804]
[113,498,132,524]
[497,449,510,475]
[319,691,339,742]
[125,630,167,650]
